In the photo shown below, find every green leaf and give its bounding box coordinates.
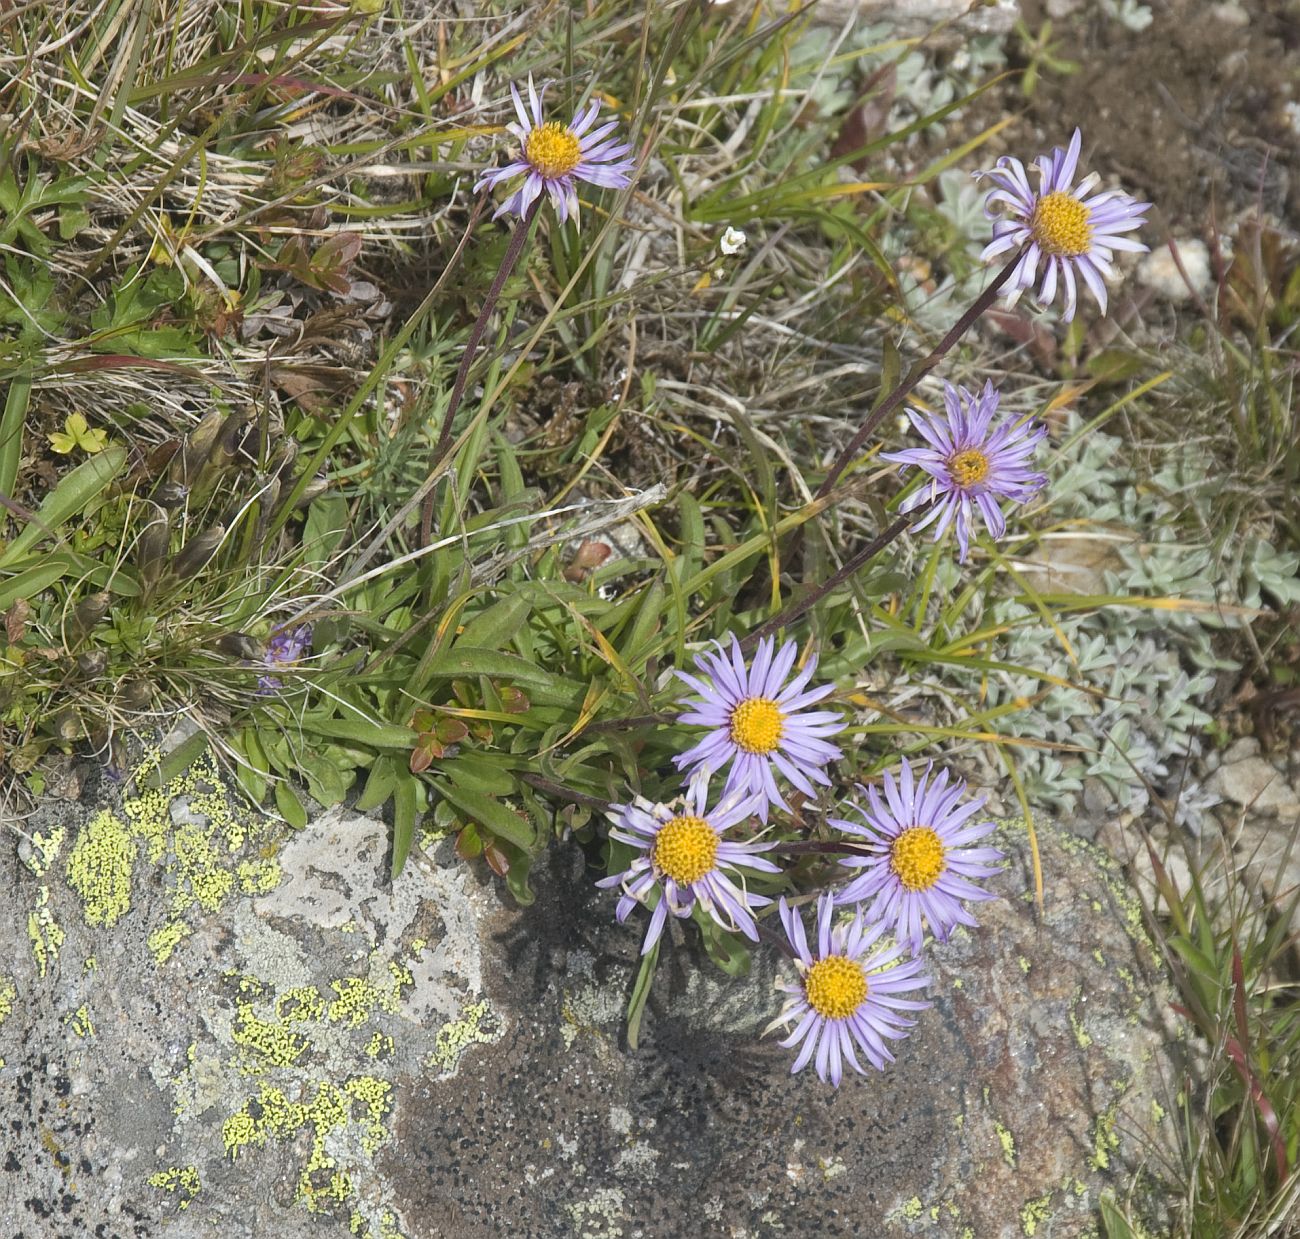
[625,939,659,1051]
[0,371,30,497]
[298,712,415,750]
[438,782,535,850]
[456,593,532,652]
[142,730,208,790]
[443,752,518,796]
[391,772,418,878]
[356,756,397,813]
[0,560,71,611]
[0,444,126,566]
[275,780,308,829]
[1098,1195,1141,1239]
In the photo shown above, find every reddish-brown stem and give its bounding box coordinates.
[739,507,920,653]
[419,197,542,545]
[814,247,1026,501]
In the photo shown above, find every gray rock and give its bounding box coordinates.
[0,749,1179,1239]
[810,0,1020,37]
[1208,756,1299,818]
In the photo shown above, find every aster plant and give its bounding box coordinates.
[673,635,844,822]
[830,762,1004,953]
[768,892,931,1087]
[979,127,1150,321]
[474,76,635,225]
[597,776,778,955]
[420,77,636,545]
[881,380,1047,562]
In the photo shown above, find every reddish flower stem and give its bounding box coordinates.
[420,197,542,545]
[813,247,1026,501]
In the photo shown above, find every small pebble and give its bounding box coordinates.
[1137,239,1212,303]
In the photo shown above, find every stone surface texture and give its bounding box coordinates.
[1,749,1177,1238]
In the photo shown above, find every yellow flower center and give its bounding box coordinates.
[804,954,868,1020]
[890,827,946,892]
[653,815,719,885]
[948,448,990,488]
[524,122,582,179]
[1030,191,1092,257]
[730,697,784,754]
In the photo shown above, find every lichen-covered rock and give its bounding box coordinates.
[0,753,492,1239]
[0,747,1176,1239]
[381,821,1178,1238]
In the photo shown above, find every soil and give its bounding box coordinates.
[968,0,1300,234]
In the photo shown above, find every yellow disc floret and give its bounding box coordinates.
[1030,191,1092,257]
[524,122,583,179]
[948,448,991,488]
[804,954,868,1020]
[730,697,784,754]
[890,826,946,892]
[653,815,719,885]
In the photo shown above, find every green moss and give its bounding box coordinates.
[1020,1193,1053,1235]
[148,1165,200,1210]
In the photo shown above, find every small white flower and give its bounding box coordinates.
[719,226,747,256]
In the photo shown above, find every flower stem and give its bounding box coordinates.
[739,507,921,653]
[420,197,542,545]
[813,247,1026,501]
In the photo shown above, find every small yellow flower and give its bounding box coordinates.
[48,412,109,456]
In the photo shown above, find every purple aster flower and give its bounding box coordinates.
[596,776,778,956]
[881,380,1047,563]
[767,891,931,1087]
[830,761,1004,953]
[256,623,312,695]
[474,76,635,226]
[978,127,1149,321]
[673,635,844,823]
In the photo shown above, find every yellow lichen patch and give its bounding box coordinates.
[1088,1102,1121,1171]
[223,1078,392,1211]
[0,976,15,1024]
[231,1000,310,1072]
[327,977,387,1028]
[24,827,65,877]
[147,921,192,965]
[276,986,326,1024]
[65,1005,95,1038]
[995,1119,1017,1167]
[365,1032,394,1059]
[428,999,497,1073]
[28,887,64,978]
[148,1165,201,1210]
[237,858,281,895]
[1020,1193,1053,1235]
[66,810,136,927]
